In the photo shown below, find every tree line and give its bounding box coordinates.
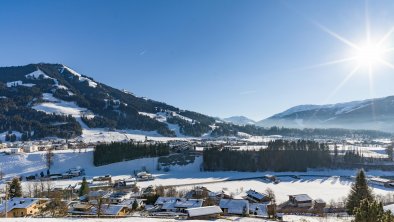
[93,141,170,166]
[203,140,332,172]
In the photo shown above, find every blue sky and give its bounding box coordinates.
[2,0,394,120]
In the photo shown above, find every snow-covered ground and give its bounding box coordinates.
[33,93,90,118]
[329,144,388,158]
[30,93,187,143]
[1,150,394,205]
[0,215,353,222]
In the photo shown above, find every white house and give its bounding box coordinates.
[8,148,23,154]
[22,144,38,153]
[288,194,313,208]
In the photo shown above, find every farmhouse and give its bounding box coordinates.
[288,194,313,208]
[154,197,203,212]
[219,199,249,215]
[0,198,48,218]
[245,189,270,203]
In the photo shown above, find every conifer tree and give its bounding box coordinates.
[354,199,394,222]
[9,177,22,198]
[79,177,89,197]
[346,169,373,214]
[132,199,139,210]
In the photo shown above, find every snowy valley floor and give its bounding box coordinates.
[1,150,394,205]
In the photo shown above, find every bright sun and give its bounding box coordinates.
[354,43,386,67]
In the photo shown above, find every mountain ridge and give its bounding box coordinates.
[257,96,394,132]
[222,116,256,126]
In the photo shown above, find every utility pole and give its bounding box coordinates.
[3,183,8,218]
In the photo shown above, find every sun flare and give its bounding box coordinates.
[353,42,386,67]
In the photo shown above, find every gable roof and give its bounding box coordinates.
[186,206,222,217]
[246,189,267,201]
[0,198,41,213]
[290,194,313,202]
[219,199,249,215]
[155,197,203,210]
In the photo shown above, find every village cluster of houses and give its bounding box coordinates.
[0,182,331,220]
[0,140,89,154]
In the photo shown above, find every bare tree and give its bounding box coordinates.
[46,180,53,197]
[265,188,276,219]
[45,149,54,169]
[166,186,177,197]
[39,180,46,197]
[33,182,40,198]
[44,191,68,217]
[27,182,33,197]
[155,185,165,196]
[0,167,4,180]
[265,188,276,203]
[96,198,104,218]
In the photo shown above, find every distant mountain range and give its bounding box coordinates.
[257,96,394,132]
[223,116,256,126]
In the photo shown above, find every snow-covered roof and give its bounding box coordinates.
[314,198,326,204]
[186,206,222,217]
[119,198,144,206]
[290,194,313,202]
[246,189,267,201]
[155,197,203,210]
[88,190,112,198]
[0,198,42,213]
[249,203,268,217]
[97,205,126,215]
[155,197,177,206]
[174,199,203,208]
[219,199,249,215]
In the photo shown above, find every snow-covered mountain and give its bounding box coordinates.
[257,96,394,132]
[223,116,256,126]
[0,63,268,141]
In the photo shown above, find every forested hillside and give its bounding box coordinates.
[0,63,390,140]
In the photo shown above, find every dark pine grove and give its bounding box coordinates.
[203,140,332,172]
[93,141,170,166]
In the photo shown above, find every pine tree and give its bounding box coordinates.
[78,177,89,197]
[9,177,22,198]
[346,169,374,214]
[132,199,139,210]
[354,199,394,222]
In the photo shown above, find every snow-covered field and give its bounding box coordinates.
[329,144,388,158]
[1,150,394,205]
